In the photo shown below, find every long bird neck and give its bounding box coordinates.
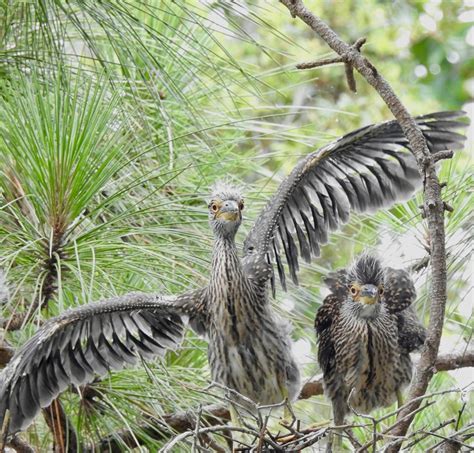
[210,235,243,286]
[208,233,248,324]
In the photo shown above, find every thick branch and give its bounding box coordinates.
[2,318,470,451]
[0,314,31,332]
[91,377,325,451]
[434,349,474,372]
[90,404,232,452]
[278,1,451,450]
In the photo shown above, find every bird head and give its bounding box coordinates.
[208,183,244,238]
[347,254,385,308]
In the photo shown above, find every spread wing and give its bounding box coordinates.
[0,289,207,435]
[243,111,468,290]
[314,270,347,376]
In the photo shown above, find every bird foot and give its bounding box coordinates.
[278,396,296,427]
[279,416,294,428]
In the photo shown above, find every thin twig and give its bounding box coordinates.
[89,364,470,451]
[403,418,455,450]
[429,423,474,450]
[192,404,202,453]
[159,424,276,453]
[296,56,343,69]
[347,388,377,453]
[356,401,435,452]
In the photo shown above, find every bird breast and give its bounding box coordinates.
[207,279,300,406]
[335,306,400,409]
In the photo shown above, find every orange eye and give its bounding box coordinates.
[239,201,244,211]
[379,286,384,296]
[350,286,358,295]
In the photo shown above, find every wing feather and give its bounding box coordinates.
[243,112,468,287]
[0,290,207,435]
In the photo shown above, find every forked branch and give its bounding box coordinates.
[278,0,460,450]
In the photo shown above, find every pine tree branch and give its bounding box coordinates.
[0,232,76,450]
[278,1,455,450]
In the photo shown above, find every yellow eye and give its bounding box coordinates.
[379,286,384,296]
[239,200,244,211]
[211,203,218,212]
[350,285,358,296]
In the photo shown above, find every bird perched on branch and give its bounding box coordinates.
[315,254,427,426]
[0,111,466,436]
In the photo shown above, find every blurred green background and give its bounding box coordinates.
[0,0,472,450]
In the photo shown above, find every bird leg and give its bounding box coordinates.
[328,398,347,452]
[229,404,241,428]
[277,385,296,427]
[282,398,296,427]
[396,389,404,408]
[279,390,329,430]
[228,405,253,450]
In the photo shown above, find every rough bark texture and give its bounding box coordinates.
[278,1,456,450]
[434,349,474,372]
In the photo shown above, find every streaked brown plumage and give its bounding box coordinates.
[0,111,466,436]
[315,255,426,425]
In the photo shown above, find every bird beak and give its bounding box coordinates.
[216,200,240,221]
[359,284,379,305]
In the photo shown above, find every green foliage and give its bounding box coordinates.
[0,0,471,450]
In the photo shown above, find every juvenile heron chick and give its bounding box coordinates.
[0,112,464,436]
[315,255,426,426]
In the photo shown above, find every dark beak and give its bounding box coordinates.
[359,284,378,305]
[217,200,240,221]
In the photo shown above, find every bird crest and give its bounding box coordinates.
[347,253,384,285]
[209,180,244,203]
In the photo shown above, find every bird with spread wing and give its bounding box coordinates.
[0,111,467,436]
